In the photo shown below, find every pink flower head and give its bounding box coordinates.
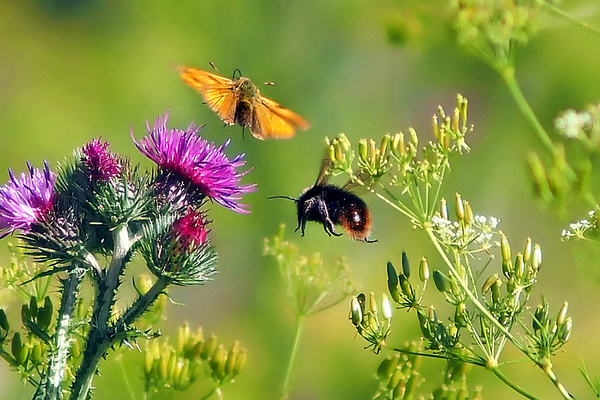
[132,113,256,213]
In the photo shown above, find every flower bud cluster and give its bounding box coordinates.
[373,342,423,400]
[529,301,572,359]
[386,253,429,309]
[143,323,247,392]
[349,292,393,354]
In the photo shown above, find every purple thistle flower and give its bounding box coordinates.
[82,138,122,181]
[172,208,210,251]
[131,113,256,213]
[0,162,56,238]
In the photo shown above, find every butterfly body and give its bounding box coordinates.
[179,67,309,140]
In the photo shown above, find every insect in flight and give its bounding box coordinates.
[178,65,310,140]
[268,158,376,243]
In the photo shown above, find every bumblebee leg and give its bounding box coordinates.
[324,219,342,237]
[364,238,378,243]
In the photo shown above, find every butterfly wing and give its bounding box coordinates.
[178,67,238,125]
[250,95,310,140]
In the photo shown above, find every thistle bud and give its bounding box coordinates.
[419,257,430,282]
[455,193,465,222]
[432,270,447,293]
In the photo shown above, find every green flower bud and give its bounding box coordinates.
[358,139,368,163]
[176,322,190,354]
[0,309,9,333]
[11,332,23,361]
[491,280,502,305]
[558,317,572,343]
[30,342,43,364]
[377,356,399,380]
[452,106,460,133]
[514,253,525,281]
[350,297,363,327]
[428,306,438,322]
[37,296,53,331]
[401,252,410,278]
[210,344,227,381]
[175,359,190,388]
[532,244,542,272]
[21,304,30,324]
[432,270,447,293]
[144,345,155,376]
[523,238,532,264]
[463,200,473,225]
[200,334,218,361]
[455,193,465,222]
[387,262,401,303]
[224,341,241,377]
[533,304,547,332]
[454,303,467,327]
[418,257,429,282]
[356,293,366,316]
[556,302,569,327]
[233,348,247,375]
[369,292,378,315]
[381,294,393,321]
[482,273,498,295]
[440,198,448,220]
[158,350,170,381]
[433,115,440,142]
[398,274,413,299]
[387,368,404,390]
[409,127,418,148]
[500,233,512,278]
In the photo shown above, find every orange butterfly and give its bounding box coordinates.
[178,66,310,140]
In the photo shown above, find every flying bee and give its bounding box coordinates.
[178,65,310,140]
[269,158,376,243]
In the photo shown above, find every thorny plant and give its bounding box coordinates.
[0,113,252,400]
[327,95,575,399]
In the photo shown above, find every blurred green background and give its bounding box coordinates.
[2,0,600,399]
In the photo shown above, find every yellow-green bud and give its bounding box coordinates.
[482,273,498,295]
[500,233,511,273]
[523,238,532,264]
[409,127,418,147]
[327,144,336,166]
[11,332,23,361]
[387,368,404,390]
[210,344,227,381]
[433,115,440,142]
[176,322,190,354]
[491,280,502,305]
[440,199,449,221]
[532,245,542,272]
[387,262,401,303]
[232,348,247,375]
[30,342,43,363]
[37,296,53,331]
[455,193,465,222]
[401,251,410,278]
[432,270,447,293]
[350,297,363,326]
[558,317,572,343]
[137,274,153,294]
[0,309,9,332]
[175,359,190,388]
[358,139,368,162]
[380,134,390,157]
[557,302,569,326]
[418,257,429,282]
[71,339,81,359]
[224,341,241,377]
[514,253,525,281]
[381,294,393,321]
[463,200,473,225]
[428,306,438,322]
[200,334,218,360]
[398,274,412,299]
[376,356,399,380]
[454,303,467,327]
[144,345,155,375]
[335,143,345,164]
[369,292,378,315]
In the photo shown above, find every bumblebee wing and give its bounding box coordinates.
[178,67,238,124]
[314,155,333,186]
[341,171,371,191]
[250,95,310,140]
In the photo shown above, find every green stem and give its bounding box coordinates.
[499,66,555,155]
[490,366,540,400]
[540,0,600,37]
[33,271,83,400]
[199,387,222,400]
[117,354,137,400]
[281,315,304,400]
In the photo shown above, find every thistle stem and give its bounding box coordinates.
[33,272,83,400]
[281,315,304,400]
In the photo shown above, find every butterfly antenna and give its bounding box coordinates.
[209,61,219,71]
[267,195,298,202]
[232,68,243,80]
